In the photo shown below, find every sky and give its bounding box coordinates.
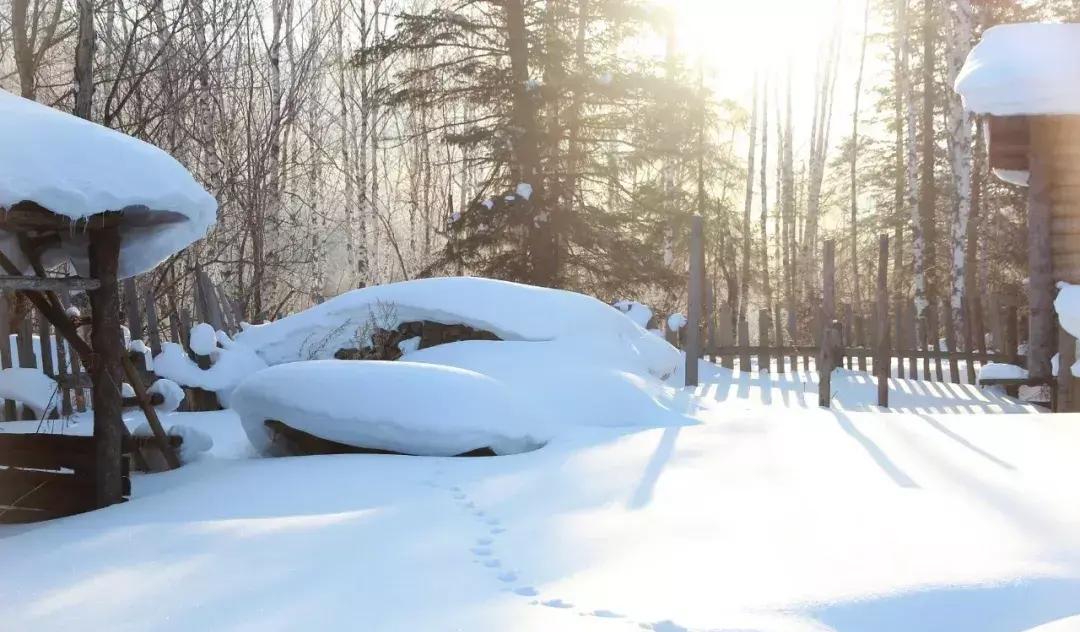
[667,0,894,159]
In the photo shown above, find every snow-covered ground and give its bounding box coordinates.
[2,361,1078,632]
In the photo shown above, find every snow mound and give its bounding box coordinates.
[189,323,218,356]
[667,313,687,331]
[148,378,185,414]
[403,340,689,430]
[614,300,653,329]
[235,277,677,374]
[133,422,213,464]
[0,89,217,278]
[956,24,1080,117]
[153,340,267,407]
[233,360,544,456]
[0,368,59,418]
[978,362,1029,381]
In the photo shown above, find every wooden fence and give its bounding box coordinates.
[0,265,238,422]
[679,235,1051,408]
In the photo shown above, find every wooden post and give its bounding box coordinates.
[906,302,918,379]
[738,319,750,372]
[1006,301,1020,366]
[963,296,977,384]
[819,241,836,407]
[1027,129,1056,380]
[718,304,734,369]
[843,304,853,370]
[55,338,73,416]
[944,300,959,384]
[705,282,716,358]
[17,318,35,419]
[685,215,703,387]
[123,277,144,343]
[0,293,14,420]
[893,295,904,379]
[88,226,125,508]
[143,288,163,357]
[876,235,890,407]
[758,308,771,373]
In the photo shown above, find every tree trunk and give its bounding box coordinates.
[740,75,759,331]
[850,0,870,307]
[760,77,772,309]
[73,0,96,120]
[919,0,939,339]
[505,0,553,285]
[946,0,974,343]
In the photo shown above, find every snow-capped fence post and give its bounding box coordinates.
[875,235,890,407]
[685,215,703,387]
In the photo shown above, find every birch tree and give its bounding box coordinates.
[945,0,974,342]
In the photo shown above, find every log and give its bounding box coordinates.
[88,226,126,507]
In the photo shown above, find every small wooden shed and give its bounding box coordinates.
[956,23,1080,409]
[0,89,216,517]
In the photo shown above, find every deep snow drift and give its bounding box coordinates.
[0,89,217,278]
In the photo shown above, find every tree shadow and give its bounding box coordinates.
[913,412,1017,471]
[832,409,919,489]
[627,427,681,510]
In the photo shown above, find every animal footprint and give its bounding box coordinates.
[514,586,538,597]
[497,571,518,583]
[470,547,493,557]
[483,558,501,568]
[541,599,573,609]
[475,537,493,545]
[485,517,500,526]
[592,610,623,619]
[490,527,506,534]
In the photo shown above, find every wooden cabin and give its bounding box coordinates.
[957,23,1080,410]
[0,89,216,520]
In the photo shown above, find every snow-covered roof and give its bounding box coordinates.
[0,89,217,278]
[955,23,1080,117]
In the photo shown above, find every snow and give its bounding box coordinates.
[152,340,267,407]
[234,360,545,456]
[133,421,213,463]
[0,90,217,279]
[978,362,1029,381]
[481,198,495,210]
[156,279,679,409]
[667,312,687,331]
[4,279,1079,631]
[515,182,534,201]
[1054,283,1080,376]
[148,378,185,414]
[613,299,653,328]
[0,368,59,417]
[994,168,1030,187]
[956,24,1080,117]
[2,369,1077,631]
[188,323,218,356]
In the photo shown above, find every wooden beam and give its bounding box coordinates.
[0,275,101,291]
[88,226,125,507]
[1,202,124,231]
